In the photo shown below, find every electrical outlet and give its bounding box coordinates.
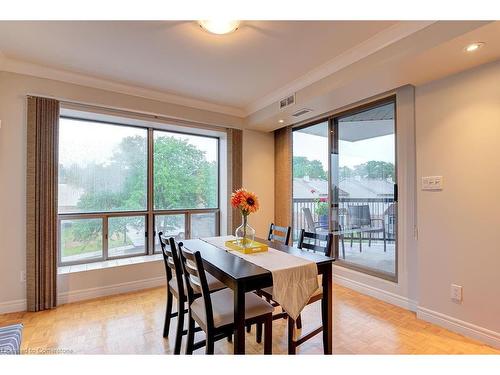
[451,284,463,303]
[20,271,26,283]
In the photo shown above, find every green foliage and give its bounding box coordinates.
[62,134,217,253]
[341,161,395,182]
[293,156,327,180]
[154,136,217,209]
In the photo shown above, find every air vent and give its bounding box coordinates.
[292,108,313,117]
[279,94,295,110]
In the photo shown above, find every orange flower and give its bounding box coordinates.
[231,188,260,215]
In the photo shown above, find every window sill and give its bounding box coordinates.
[58,254,163,275]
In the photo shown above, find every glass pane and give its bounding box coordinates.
[154,131,218,210]
[108,216,146,258]
[60,218,103,263]
[154,214,186,252]
[292,122,329,243]
[190,212,217,238]
[58,118,147,213]
[333,101,397,278]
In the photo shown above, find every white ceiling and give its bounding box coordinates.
[1,21,499,130]
[0,21,397,111]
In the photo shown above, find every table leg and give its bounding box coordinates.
[233,285,245,354]
[322,265,333,354]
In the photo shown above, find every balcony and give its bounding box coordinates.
[293,197,396,276]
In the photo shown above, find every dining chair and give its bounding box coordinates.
[247,223,291,335]
[158,233,225,354]
[178,242,274,354]
[258,229,333,354]
[267,223,291,245]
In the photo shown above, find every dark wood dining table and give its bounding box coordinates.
[182,236,335,354]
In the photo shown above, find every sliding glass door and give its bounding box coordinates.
[292,97,397,280]
[331,98,397,279]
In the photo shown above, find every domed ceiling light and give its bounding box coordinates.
[198,20,240,35]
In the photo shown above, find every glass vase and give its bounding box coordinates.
[235,214,255,248]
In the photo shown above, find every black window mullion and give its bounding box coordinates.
[103,215,109,261]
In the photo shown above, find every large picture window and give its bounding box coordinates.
[58,116,220,266]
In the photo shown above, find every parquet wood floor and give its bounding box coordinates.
[0,284,498,354]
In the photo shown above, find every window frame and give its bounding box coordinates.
[57,116,221,267]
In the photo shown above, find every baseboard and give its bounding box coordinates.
[0,298,27,314]
[57,276,165,305]
[417,306,500,349]
[0,277,165,314]
[334,274,418,311]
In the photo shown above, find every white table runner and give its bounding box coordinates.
[201,236,319,320]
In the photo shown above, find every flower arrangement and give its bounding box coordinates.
[231,188,260,215]
[231,188,259,246]
[310,189,328,216]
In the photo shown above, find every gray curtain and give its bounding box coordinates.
[26,96,59,311]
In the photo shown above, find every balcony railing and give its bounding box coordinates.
[292,197,396,241]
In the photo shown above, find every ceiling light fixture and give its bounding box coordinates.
[464,42,485,53]
[199,20,240,35]
[279,119,284,124]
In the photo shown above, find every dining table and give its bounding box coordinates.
[181,236,335,354]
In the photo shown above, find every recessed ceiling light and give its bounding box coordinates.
[464,42,485,53]
[278,119,284,123]
[198,20,240,35]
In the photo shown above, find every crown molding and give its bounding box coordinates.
[244,21,436,115]
[0,54,246,118]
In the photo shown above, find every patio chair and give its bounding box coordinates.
[347,205,386,252]
[302,207,328,233]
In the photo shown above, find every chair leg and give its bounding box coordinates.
[174,298,184,354]
[368,232,371,247]
[246,325,251,333]
[264,316,272,354]
[288,316,296,355]
[185,314,195,355]
[296,314,302,329]
[163,291,173,338]
[206,336,215,355]
[383,229,387,252]
[341,235,345,259]
[256,322,263,343]
[359,232,362,252]
[227,334,232,343]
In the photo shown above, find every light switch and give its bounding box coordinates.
[422,176,443,191]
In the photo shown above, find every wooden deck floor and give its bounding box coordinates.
[0,284,497,355]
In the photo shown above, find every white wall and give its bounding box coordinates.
[242,129,275,238]
[415,60,500,345]
[0,71,275,313]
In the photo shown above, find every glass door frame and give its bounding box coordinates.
[292,94,398,282]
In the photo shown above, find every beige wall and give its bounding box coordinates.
[0,71,274,312]
[415,60,500,337]
[242,129,275,238]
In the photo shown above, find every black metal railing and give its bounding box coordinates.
[292,197,396,241]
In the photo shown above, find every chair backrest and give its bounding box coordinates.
[347,205,371,227]
[298,229,333,257]
[178,243,215,330]
[302,207,316,232]
[267,223,291,245]
[158,232,184,289]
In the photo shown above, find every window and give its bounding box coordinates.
[58,116,220,266]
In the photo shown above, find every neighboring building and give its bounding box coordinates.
[58,183,83,212]
[293,176,394,199]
